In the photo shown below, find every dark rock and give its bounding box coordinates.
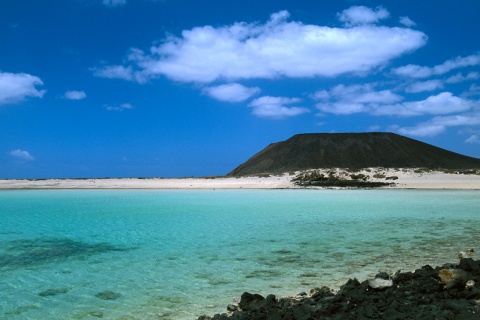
[292,305,311,320]
[260,294,277,312]
[339,278,361,292]
[199,258,480,320]
[375,271,390,280]
[385,176,399,180]
[392,270,412,283]
[439,269,468,289]
[310,286,335,300]
[459,258,480,274]
[238,292,265,311]
[443,299,475,312]
[413,264,436,278]
[266,312,281,320]
[95,290,121,300]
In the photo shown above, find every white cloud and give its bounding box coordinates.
[397,124,446,137]
[338,6,390,27]
[95,9,426,83]
[405,79,444,93]
[315,84,403,115]
[92,65,136,81]
[376,92,474,116]
[466,134,480,144]
[203,83,260,102]
[316,86,474,117]
[105,103,134,111]
[0,72,45,105]
[391,64,432,78]
[397,112,480,137]
[446,72,479,83]
[399,16,416,27]
[392,53,480,78]
[64,90,86,100]
[102,0,126,7]
[248,96,309,119]
[469,84,480,96]
[8,149,35,161]
[317,101,369,115]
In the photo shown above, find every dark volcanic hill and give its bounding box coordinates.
[228,132,480,176]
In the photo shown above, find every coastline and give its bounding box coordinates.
[0,168,478,190]
[199,256,480,320]
[1,185,479,319]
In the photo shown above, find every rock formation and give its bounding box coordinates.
[199,258,480,319]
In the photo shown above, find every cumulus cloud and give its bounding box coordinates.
[405,79,444,93]
[466,134,480,144]
[8,149,35,161]
[315,84,403,115]
[64,90,86,100]
[375,92,474,116]
[398,124,446,137]
[102,0,126,7]
[203,83,260,102]
[397,112,480,137]
[316,85,474,117]
[399,16,416,27]
[94,9,426,84]
[446,72,479,84]
[338,6,390,27]
[469,84,480,96]
[105,103,134,111]
[92,65,136,82]
[0,72,45,105]
[392,53,480,78]
[248,96,309,119]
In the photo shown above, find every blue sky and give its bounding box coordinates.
[1,0,479,178]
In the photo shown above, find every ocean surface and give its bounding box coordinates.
[0,189,479,319]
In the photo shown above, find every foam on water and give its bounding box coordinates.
[0,189,479,319]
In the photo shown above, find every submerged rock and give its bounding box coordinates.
[95,290,121,300]
[38,288,69,297]
[88,311,104,318]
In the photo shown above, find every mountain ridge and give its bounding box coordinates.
[228,132,480,176]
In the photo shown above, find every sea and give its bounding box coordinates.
[0,189,479,319]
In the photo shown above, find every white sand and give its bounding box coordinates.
[0,169,478,189]
[0,174,294,189]
[340,168,480,190]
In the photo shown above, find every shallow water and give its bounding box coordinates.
[0,189,478,319]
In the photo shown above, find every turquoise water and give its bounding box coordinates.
[0,189,479,319]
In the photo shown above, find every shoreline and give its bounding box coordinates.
[199,256,480,319]
[0,168,479,190]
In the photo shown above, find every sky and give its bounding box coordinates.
[1,0,479,178]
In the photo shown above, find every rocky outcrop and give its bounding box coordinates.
[199,258,480,319]
[292,169,394,188]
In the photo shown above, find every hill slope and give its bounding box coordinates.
[228,132,480,176]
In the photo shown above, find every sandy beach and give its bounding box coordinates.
[0,168,478,189]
